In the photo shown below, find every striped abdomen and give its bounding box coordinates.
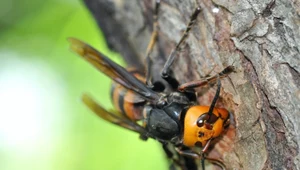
[110,69,147,120]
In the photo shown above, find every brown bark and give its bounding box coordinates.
[83,0,300,169]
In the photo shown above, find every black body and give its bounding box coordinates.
[144,91,196,143]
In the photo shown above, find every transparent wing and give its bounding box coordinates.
[82,94,148,134]
[68,38,160,101]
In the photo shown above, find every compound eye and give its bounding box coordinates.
[196,113,209,127]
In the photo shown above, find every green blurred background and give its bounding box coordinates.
[0,0,167,170]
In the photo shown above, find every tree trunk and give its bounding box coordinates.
[83,0,300,169]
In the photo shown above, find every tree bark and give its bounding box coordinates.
[83,0,300,169]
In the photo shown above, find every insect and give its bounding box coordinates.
[69,1,234,169]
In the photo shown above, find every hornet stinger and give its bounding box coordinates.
[69,1,235,170]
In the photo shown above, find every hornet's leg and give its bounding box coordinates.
[178,66,235,92]
[175,139,226,170]
[175,147,207,170]
[162,144,190,170]
[145,0,160,88]
[161,7,201,81]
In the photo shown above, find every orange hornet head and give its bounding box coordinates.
[182,106,230,147]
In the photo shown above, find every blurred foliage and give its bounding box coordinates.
[0,0,167,170]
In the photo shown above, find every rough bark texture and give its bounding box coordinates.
[83,0,300,169]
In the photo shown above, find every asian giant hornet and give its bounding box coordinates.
[69,1,234,169]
